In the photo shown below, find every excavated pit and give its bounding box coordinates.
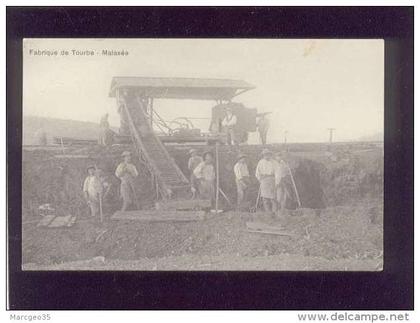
[22,142,383,270]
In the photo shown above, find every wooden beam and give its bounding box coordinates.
[246,229,294,237]
[53,155,89,159]
[246,221,284,232]
[111,210,206,222]
[245,221,294,237]
[155,199,211,210]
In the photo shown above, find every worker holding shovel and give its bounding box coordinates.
[193,151,216,207]
[115,151,139,211]
[83,165,104,218]
[187,148,203,199]
[274,151,291,217]
[234,153,251,211]
[255,148,278,214]
[274,151,302,216]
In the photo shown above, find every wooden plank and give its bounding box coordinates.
[246,229,294,237]
[53,155,90,159]
[111,210,206,222]
[113,209,206,216]
[53,137,97,145]
[37,214,56,227]
[155,199,211,210]
[48,214,76,228]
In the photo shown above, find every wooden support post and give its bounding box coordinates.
[215,141,220,212]
[155,174,159,200]
[150,97,154,129]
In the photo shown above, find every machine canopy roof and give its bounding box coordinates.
[109,76,255,100]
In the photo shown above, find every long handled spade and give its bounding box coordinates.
[218,187,233,208]
[215,142,220,213]
[286,164,302,209]
[94,164,104,222]
[98,192,104,223]
[253,186,261,212]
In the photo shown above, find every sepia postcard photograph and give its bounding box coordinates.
[20,38,384,271]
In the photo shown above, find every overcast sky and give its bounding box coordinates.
[23,38,383,143]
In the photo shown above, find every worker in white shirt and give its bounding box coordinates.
[115,151,139,211]
[83,165,104,217]
[188,148,203,197]
[221,106,237,145]
[255,148,278,213]
[234,153,251,210]
[274,151,290,216]
[193,151,216,204]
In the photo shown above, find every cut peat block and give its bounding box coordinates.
[111,210,206,222]
[155,199,211,210]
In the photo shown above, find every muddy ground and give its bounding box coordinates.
[22,142,383,271]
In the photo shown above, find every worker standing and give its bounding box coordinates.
[255,148,278,214]
[234,153,251,211]
[257,114,270,145]
[222,106,237,145]
[193,151,216,205]
[83,165,104,217]
[115,151,139,211]
[98,113,110,146]
[274,151,290,216]
[188,148,203,197]
[118,90,131,136]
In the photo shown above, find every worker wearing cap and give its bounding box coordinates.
[188,149,203,174]
[188,148,203,197]
[255,148,278,213]
[234,153,251,210]
[83,165,104,217]
[115,151,139,211]
[222,106,238,145]
[274,151,290,216]
[193,151,216,204]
